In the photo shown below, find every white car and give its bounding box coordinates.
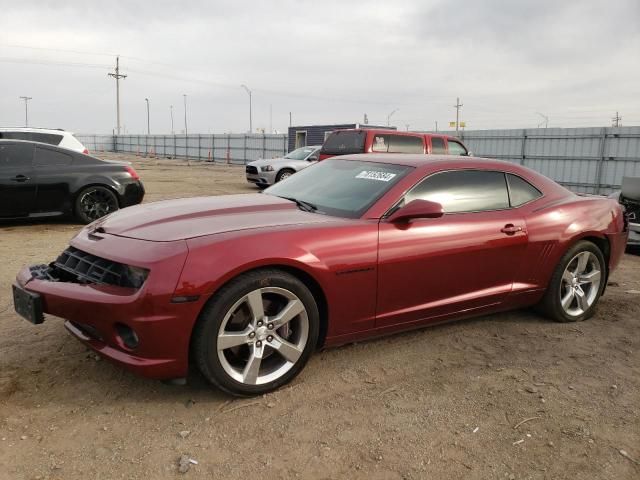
[0,127,89,154]
[245,145,321,188]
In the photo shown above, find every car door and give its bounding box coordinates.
[0,142,36,217]
[376,169,528,327]
[32,146,74,214]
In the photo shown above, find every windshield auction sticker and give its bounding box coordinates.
[356,171,397,182]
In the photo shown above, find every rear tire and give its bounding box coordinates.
[74,186,119,224]
[539,240,606,322]
[192,269,319,396]
[276,169,295,182]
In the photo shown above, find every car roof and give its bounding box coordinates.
[331,153,519,170]
[0,127,71,134]
[330,128,462,141]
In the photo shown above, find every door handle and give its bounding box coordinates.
[501,224,523,235]
[12,175,31,182]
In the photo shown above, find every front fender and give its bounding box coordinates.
[177,222,380,338]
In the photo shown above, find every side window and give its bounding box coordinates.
[447,140,468,156]
[405,170,509,213]
[34,147,73,166]
[32,133,63,145]
[372,134,424,153]
[0,143,33,168]
[372,134,390,152]
[430,137,446,154]
[507,173,542,206]
[0,132,30,141]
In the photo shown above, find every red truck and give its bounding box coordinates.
[319,128,469,160]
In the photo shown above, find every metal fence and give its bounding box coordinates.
[456,127,640,195]
[78,127,640,194]
[76,134,289,165]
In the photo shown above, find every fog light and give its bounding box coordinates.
[115,323,139,349]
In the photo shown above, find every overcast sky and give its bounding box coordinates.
[1,0,639,134]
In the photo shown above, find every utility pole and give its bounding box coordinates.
[108,56,127,135]
[387,108,398,127]
[435,121,438,132]
[170,105,174,134]
[183,94,188,135]
[454,97,463,133]
[19,96,32,126]
[145,98,150,134]
[289,112,292,127]
[240,85,252,133]
[612,111,622,127]
[269,104,273,134]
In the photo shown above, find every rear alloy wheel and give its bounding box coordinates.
[276,169,295,182]
[540,240,606,322]
[75,186,119,224]
[193,270,319,396]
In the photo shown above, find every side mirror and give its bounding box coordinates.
[307,156,318,162]
[465,151,473,157]
[387,199,444,223]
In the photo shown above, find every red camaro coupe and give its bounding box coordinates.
[13,154,628,396]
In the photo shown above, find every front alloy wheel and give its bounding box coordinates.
[193,270,319,396]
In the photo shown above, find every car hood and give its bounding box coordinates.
[248,157,288,167]
[89,194,338,242]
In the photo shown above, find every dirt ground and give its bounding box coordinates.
[1,153,639,480]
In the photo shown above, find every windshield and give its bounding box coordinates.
[265,159,412,218]
[284,146,317,160]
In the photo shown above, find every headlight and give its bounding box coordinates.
[122,266,150,289]
[262,165,274,172]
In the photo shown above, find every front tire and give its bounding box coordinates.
[193,269,319,396]
[276,169,295,182]
[539,240,606,322]
[74,186,120,224]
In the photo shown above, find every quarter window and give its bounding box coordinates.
[34,147,73,166]
[372,134,424,154]
[405,170,510,213]
[447,140,468,156]
[507,173,542,206]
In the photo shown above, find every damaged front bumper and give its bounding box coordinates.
[13,229,203,380]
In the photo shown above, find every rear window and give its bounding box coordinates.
[372,134,424,154]
[320,131,366,155]
[32,132,64,145]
